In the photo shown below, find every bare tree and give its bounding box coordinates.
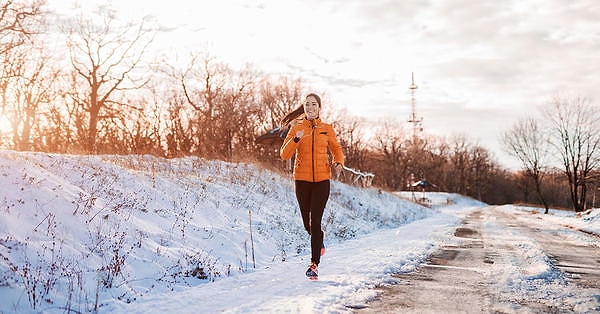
[144,60,190,157]
[177,53,226,158]
[0,0,45,126]
[136,85,169,157]
[371,119,410,190]
[249,76,305,169]
[420,136,449,191]
[0,43,22,130]
[503,117,550,213]
[544,94,600,212]
[328,108,366,170]
[258,76,303,130]
[63,6,155,153]
[405,136,430,183]
[447,135,472,195]
[217,65,258,161]
[0,0,43,56]
[178,53,259,161]
[469,144,492,201]
[164,94,193,157]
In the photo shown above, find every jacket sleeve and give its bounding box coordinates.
[280,124,299,160]
[328,125,345,166]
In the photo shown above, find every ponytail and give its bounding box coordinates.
[280,105,304,127]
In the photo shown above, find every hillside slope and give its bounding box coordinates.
[0,151,451,312]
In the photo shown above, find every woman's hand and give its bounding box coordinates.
[293,129,304,143]
[334,162,343,173]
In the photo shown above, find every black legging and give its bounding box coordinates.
[295,179,330,265]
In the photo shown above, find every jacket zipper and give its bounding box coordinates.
[311,120,316,182]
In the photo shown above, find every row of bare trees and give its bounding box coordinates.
[503,95,600,212]
[1,2,596,209]
[0,0,45,150]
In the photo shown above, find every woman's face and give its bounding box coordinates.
[303,96,320,120]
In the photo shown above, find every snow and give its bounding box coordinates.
[0,151,599,313]
[479,206,600,312]
[510,204,600,235]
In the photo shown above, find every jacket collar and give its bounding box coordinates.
[302,117,322,128]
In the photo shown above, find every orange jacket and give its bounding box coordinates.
[280,118,344,182]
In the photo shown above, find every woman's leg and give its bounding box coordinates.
[309,180,330,265]
[295,180,312,234]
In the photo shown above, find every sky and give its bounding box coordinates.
[45,0,600,169]
[0,151,599,312]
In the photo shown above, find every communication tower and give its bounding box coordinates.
[407,72,423,139]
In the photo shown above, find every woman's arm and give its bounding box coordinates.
[328,125,344,166]
[280,125,300,160]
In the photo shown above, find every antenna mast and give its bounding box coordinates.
[407,72,423,139]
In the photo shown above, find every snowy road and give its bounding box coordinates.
[360,206,600,313]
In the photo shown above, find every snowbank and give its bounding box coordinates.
[0,151,438,312]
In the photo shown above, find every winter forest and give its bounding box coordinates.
[1,1,600,211]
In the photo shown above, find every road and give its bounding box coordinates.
[355,206,600,313]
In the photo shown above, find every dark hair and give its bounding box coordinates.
[280,93,321,126]
[306,93,321,107]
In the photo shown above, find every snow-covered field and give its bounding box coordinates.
[0,151,598,313]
